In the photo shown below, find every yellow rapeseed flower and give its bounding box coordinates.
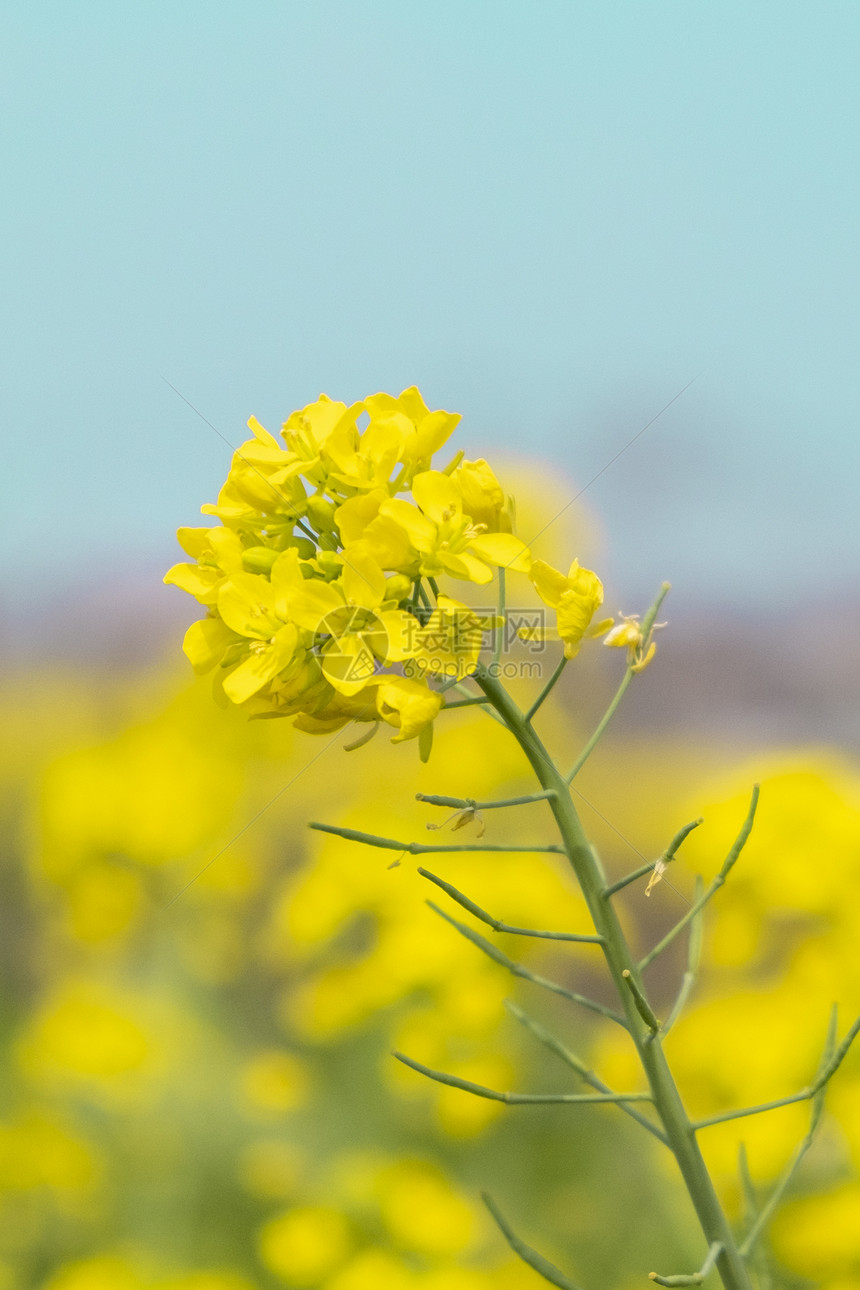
[527,558,608,658]
[603,612,661,671]
[165,386,602,750]
[380,471,530,585]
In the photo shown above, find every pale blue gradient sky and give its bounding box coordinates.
[2,1,858,615]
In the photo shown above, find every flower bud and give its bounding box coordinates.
[241,546,279,574]
[306,495,337,532]
[293,537,317,561]
[316,551,343,581]
[385,574,412,603]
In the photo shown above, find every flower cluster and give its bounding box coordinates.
[165,387,609,749]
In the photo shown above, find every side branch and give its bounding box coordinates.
[622,970,661,1033]
[482,1191,586,1290]
[650,1242,722,1286]
[309,822,563,855]
[419,868,604,943]
[526,654,568,722]
[505,1000,667,1145]
[738,1008,839,1259]
[639,788,759,972]
[660,876,705,1038]
[428,901,628,1027]
[393,1051,651,1105]
[603,817,703,898]
[736,1145,774,1288]
[417,789,557,810]
[693,1008,860,1131]
[565,582,671,782]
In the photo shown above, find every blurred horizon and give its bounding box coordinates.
[4,562,859,760]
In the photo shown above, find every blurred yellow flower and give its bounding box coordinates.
[19,983,152,1087]
[0,1112,99,1197]
[773,1181,860,1277]
[238,1049,309,1116]
[375,1159,477,1256]
[324,1248,415,1290]
[238,1140,304,1201]
[159,1273,257,1290]
[258,1205,353,1285]
[41,1255,143,1290]
[64,862,142,943]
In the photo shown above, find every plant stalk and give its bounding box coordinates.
[475,667,753,1290]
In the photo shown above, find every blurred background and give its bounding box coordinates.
[2,3,860,1288]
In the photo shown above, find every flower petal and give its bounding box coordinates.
[412,471,461,524]
[218,573,281,638]
[438,551,494,584]
[182,617,237,673]
[468,532,531,572]
[223,647,282,704]
[288,578,344,633]
[528,559,568,608]
[372,676,443,743]
[341,546,386,609]
[164,563,222,602]
[335,491,386,546]
[379,498,436,551]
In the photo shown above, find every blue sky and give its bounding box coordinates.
[3,1,859,615]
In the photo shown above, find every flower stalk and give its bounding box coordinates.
[472,661,758,1290]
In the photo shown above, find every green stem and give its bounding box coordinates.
[660,876,705,1038]
[417,790,557,810]
[446,680,506,725]
[639,791,759,971]
[428,901,626,1026]
[604,860,663,897]
[526,653,568,721]
[692,1008,859,1131]
[565,667,636,782]
[393,1052,651,1104]
[737,1008,838,1260]
[482,1192,585,1290]
[505,1000,668,1145]
[564,583,671,782]
[418,868,604,943]
[474,666,754,1290]
[308,822,563,855]
[650,1241,723,1286]
[622,968,661,1033]
[492,568,506,669]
